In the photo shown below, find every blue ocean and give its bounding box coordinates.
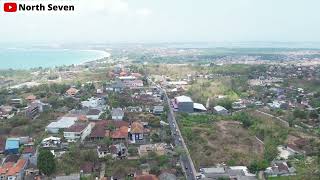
[0,48,109,70]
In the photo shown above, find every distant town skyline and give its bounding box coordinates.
[1,0,320,43]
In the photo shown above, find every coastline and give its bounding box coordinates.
[0,48,111,70]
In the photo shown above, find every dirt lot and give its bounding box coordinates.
[184,120,264,169]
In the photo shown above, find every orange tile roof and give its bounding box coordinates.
[131,122,144,134]
[66,87,79,95]
[6,159,27,176]
[120,71,127,76]
[26,95,36,101]
[0,162,14,174]
[111,126,128,139]
[134,174,158,180]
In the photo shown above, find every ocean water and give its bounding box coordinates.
[0,49,109,70]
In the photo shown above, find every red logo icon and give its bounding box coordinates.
[4,2,17,12]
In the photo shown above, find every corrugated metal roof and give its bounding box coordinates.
[175,95,193,103]
[193,103,207,111]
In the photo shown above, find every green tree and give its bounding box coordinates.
[38,149,56,175]
[293,109,307,119]
[248,160,268,173]
[309,110,319,119]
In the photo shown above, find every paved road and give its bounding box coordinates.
[148,78,197,180]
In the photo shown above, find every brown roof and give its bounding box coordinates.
[120,72,127,76]
[134,174,158,180]
[22,146,35,154]
[97,120,129,129]
[65,123,89,133]
[90,126,106,138]
[131,122,144,134]
[6,159,27,176]
[0,162,14,174]
[66,87,79,95]
[87,109,101,115]
[26,95,36,101]
[4,155,19,163]
[111,126,128,139]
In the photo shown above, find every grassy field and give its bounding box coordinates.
[177,114,264,169]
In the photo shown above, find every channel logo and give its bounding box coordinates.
[4,2,18,12]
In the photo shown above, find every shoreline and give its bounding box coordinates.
[0,49,111,70]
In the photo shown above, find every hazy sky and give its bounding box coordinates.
[0,0,319,43]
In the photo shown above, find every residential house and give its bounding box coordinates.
[0,159,28,180]
[66,87,79,97]
[89,125,106,141]
[63,123,94,142]
[10,99,22,106]
[97,143,127,159]
[21,146,37,165]
[123,80,144,89]
[25,103,40,119]
[111,126,128,142]
[41,136,61,148]
[81,97,105,109]
[97,145,109,158]
[25,95,36,104]
[106,81,125,92]
[112,108,124,121]
[0,105,15,119]
[265,161,296,177]
[46,116,77,134]
[134,174,158,180]
[129,122,144,143]
[200,166,256,180]
[24,163,39,180]
[86,109,102,120]
[109,143,127,159]
[153,106,164,115]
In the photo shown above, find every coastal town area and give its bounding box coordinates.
[0,46,320,180]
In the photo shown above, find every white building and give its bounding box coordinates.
[46,117,77,134]
[63,123,94,142]
[86,109,103,120]
[81,97,105,109]
[112,108,124,121]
